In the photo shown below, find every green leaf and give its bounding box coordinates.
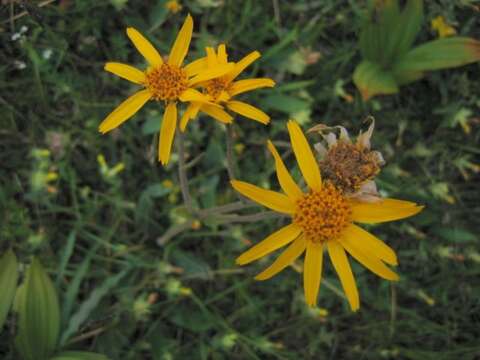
[261,93,310,114]
[393,0,423,58]
[0,249,18,330]
[60,269,129,345]
[393,37,480,73]
[15,257,61,360]
[49,351,110,360]
[353,61,399,100]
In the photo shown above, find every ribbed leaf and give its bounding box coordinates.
[359,0,423,67]
[15,257,61,360]
[353,61,399,100]
[392,0,423,58]
[0,249,18,330]
[391,69,424,86]
[49,351,110,360]
[359,19,384,63]
[393,37,480,73]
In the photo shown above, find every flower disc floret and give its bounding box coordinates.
[320,141,381,193]
[204,76,231,100]
[144,63,188,101]
[294,182,351,243]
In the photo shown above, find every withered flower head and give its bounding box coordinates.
[309,118,384,201]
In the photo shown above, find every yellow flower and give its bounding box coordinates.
[180,44,275,130]
[431,16,456,38]
[100,15,233,165]
[165,0,182,13]
[231,120,424,311]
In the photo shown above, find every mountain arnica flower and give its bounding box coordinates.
[180,44,275,131]
[310,118,385,202]
[231,120,423,311]
[99,15,233,164]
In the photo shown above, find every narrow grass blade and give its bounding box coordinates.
[49,351,110,360]
[60,269,129,346]
[0,249,18,330]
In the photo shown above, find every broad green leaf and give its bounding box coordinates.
[359,22,383,63]
[0,249,18,330]
[49,351,110,360]
[390,0,423,60]
[391,68,424,86]
[393,37,480,73]
[353,61,399,100]
[15,257,61,360]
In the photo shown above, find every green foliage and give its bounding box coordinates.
[15,258,61,360]
[0,250,18,330]
[1,1,479,359]
[49,351,109,360]
[355,0,480,100]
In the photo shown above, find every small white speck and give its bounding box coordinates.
[42,49,53,60]
[11,33,21,41]
[13,60,27,70]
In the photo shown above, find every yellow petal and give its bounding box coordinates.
[200,104,233,124]
[342,224,397,265]
[229,78,275,96]
[104,62,145,84]
[184,57,207,77]
[255,236,307,281]
[158,102,177,165]
[351,198,424,224]
[230,180,295,214]
[327,241,359,311]
[267,140,303,201]
[188,63,234,86]
[304,242,324,307]
[168,14,193,66]
[99,89,151,134]
[217,44,228,64]
[287,120,322,191]
[179,88,211,103]
[180,102,201,131]
[205,46,218,67]
[340,229,399,281]
[226,50,260,81]
[236,223,302,265]
[126,28,163,67]
[226,100,270,124]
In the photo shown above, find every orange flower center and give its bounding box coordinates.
[204,76,231,101]
[144,63,188,101]
[293,182,351,243]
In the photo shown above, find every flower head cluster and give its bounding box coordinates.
[310,118,385,202]
[180,45,275,130]
[100,15,273,165]
[232,121,423,311]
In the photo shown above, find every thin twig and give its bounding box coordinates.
[156,219,194,246]
[177,129,194,214]
[3,0,57,25]
[199,201,254,217]
[215,211,281,223]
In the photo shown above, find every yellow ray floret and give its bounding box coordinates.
[99,15,234,165]
[231,120,424,311]
[179,44,275,130]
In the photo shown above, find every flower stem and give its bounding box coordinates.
[177,129,194,214]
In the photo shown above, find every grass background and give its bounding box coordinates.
[1,0,480,359]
